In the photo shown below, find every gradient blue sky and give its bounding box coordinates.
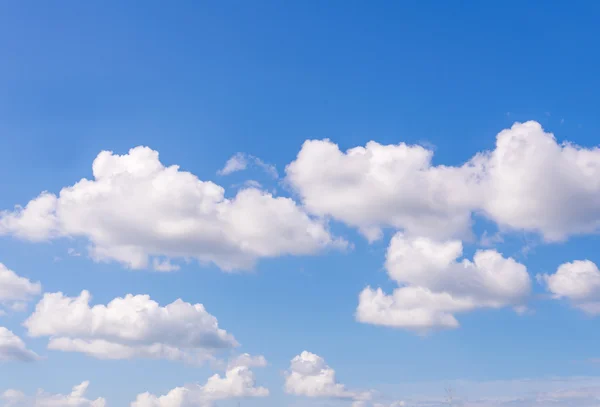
[2,2,600,406]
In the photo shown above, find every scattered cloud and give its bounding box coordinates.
[0,327,39,362]
[539,260,600,314]
[217,153,249,175]
[285,351,372,403]
[286,121,600,243]
[479,231,504,248]
[24,290,237,363]
[152,258,180,272]
[67,247,81,257]
[1,381,106,406]
[0,263,41,312]
[227,353,267,369]
[218,153,278,178]
[356,233,531,332]
[0,146,344,272]
[286,138,480,242]
[131,365,268,407]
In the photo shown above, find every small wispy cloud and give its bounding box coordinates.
[152,258,180,272]
[217,153,278,178]
[479,231,504,247]
[217,153,249,175]
[67,248,81,257]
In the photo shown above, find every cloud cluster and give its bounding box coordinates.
[0,146,343,271]
[0,263,41,313]
[287,121,600,242]
[131,365,268,407]
[356,233,531,332]
[23,290,237,363]
[539,260,600,314]
[1,381,106,407]
[0,327,39,362]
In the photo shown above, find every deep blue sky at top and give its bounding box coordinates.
[1,1,600,405]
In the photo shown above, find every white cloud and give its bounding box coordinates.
[356,233,531,332]
[286,138,480,242]
[23,290,237,363]
[217,153,249,175]
[0,263,41,312]
[131,365,268,407]
[476,121,600,241]
[152,259,180,272]
[227,353,267,369]
[0,327,39,362]
[67,248,81,257]
[285,351,371,403]
[539,260,600,314]
[286,121,600,242]
[0,146,343,271]
[1,381,106,406]
[218,153,278,178]
[0,263,41,305]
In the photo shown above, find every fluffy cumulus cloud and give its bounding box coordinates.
[539,260,600,314]
[477,121,600,241]
[0,263,41,312]
[23,290,237,363]
[286,121,600,242]
[1,381,106,406]
[131,365,268,407]
[0,327,39,362]
[0,146,343,271]
[285,351,371,403]
[286,138,480,242]
[356,233,531,332]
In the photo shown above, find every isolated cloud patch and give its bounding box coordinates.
[24,290,237,363]
[0,146,343,271]
[218,152,278,178]
[285,351,371,403]
[1,381,105,406]
[286,121,600,242]
[0,327,39,362]
[539,260,600,314]
[356,233,531,332]
[131,365,268,407]
[0,263,41,312]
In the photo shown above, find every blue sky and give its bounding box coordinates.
[2,2,600,406]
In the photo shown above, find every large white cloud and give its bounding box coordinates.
[356,233,531,332]
[0,327,39,362]
[286,138,480,241]
[0,263,41,312]
[477,121,600,241]
[0,146,344,271]
[286,121,600,242]
[131,365,268,407]
[23,290,237,362]
[539,260,600,314]
[285,351,371,402]
[1,381,106,406]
